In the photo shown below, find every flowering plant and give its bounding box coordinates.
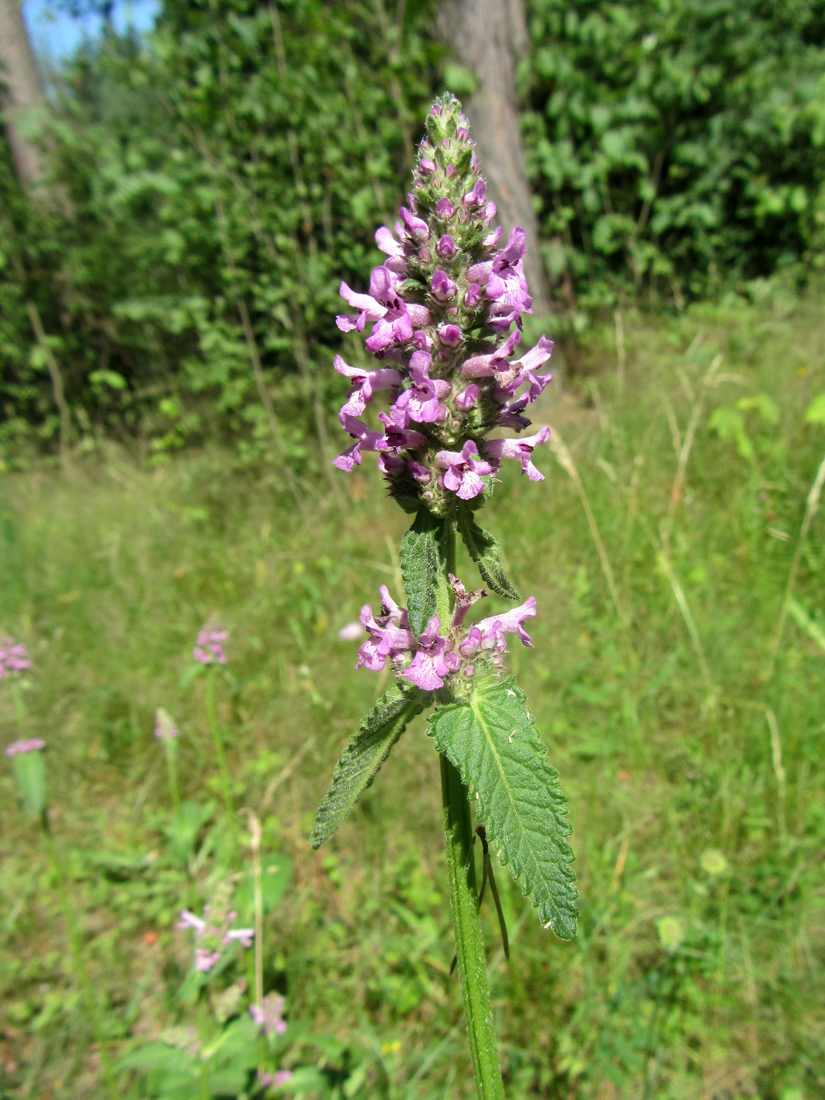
[311,96,577,1099]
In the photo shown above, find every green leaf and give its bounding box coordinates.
[13,750,46,816]
[429,675,577,940]
[310,684,428,848]
[456,505,520,601]
[399,509,448,636]
[805,393,825,426]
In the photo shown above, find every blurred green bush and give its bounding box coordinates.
[523,0,825,306]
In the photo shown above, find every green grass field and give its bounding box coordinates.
[1,289,824,1099]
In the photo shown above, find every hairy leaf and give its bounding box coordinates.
[457,506,520,601]
[429,675,577,939]
[400,509,448,637]
[310,684,427,848]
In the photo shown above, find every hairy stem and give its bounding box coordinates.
[441,756,504,1099]
[42,814,119,1100]
[204,670,237,846]
[439,517,504,1099]
[164,740,181,817]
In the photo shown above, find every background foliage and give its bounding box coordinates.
[2,0,825,459]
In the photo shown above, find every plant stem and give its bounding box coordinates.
[10,679,26,735]
[164,740,181,816]
[438,515,504,1099]
[41,813,119,1100]
[441,756,504,1099]
[204,670,237,847]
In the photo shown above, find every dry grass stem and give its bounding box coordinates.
[547,426,627,625]
[764,450,825,679]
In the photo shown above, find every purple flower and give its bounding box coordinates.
[437,198,455,218]
[195,949,222,973]
[435,440,493,500]
[449,574,488,630]
[460,329,521,379]
[250,993,287,1037]
[455,384,480,411]
[375,225,406,271]
[399,206,429,242]
[438,324,462,348]
[5,738,45,756]
[400,617,459,691]
[154,708,179,741]
[376,408,428,452]
[0,638,31,678]
[334,415,384,472]
[258,1070,293,1090]
[393,353,450,424]
[335,281,386,334]
[431,269,457,303]
[334,356,402,418]
[193,626,228,665]
[463,179,486,209]
[485,427,552,481]
[179,903,254,973]
[437,234,456,258]
[464,283,482,309]
[356,586,416,672]
[460,597,538,658]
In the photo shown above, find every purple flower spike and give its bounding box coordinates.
[435,440,493,500]
[485,427,552,481]
[5,738,45,757]
[194,626,228,665]
[401,617,459,691]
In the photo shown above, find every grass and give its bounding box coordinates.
[1,286,824,1099]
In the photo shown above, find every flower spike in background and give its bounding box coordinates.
[312,94,577,1100]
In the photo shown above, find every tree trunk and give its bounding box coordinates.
[438,0,550,316]
[0,0,45,186]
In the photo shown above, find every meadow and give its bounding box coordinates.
[1,288,823,1099]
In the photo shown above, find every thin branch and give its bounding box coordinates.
[25,300,70,467]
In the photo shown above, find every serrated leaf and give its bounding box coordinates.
[399,509,448,636]
[429,675,577,939]
[310,684,428,848]
[456,505,520,601]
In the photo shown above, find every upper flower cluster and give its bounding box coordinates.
[355,578,537,691]
[333,94,553,515]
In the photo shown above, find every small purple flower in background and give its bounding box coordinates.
[338,621,364,642]
[154,708,179,741]
[0,638,31,679]
[178,899,253,974]
[258,1070,293,1090]
[193,625,228,665]
[249,992,287,1036]
[5,738,45,756]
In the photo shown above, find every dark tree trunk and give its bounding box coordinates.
[0,0,45,186]
[438,0,550,315]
